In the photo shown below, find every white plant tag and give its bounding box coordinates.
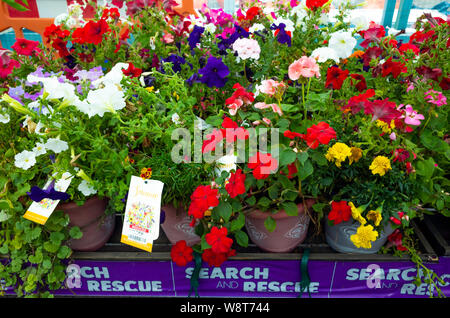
[120,176,164,252]
[23,172,73,225]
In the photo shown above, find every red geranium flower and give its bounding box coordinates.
[72,19,110,45]
[11,38,40,56]
[225,169,246,198]
[325,66,349,90]
[283,130,303,139]
[202,117,249,153]
[205,226,234,254]
[381,57,407,79]
[387,229,407,251]
[242,6,261,21]
[306,0,328,11]
[328,201,352,225]
[170,240,193,266]
[248,152,278,179]
[302,122,337,149]
[363,98,402,123]
[202,248,236,267]
[188,185,219,219]
[122,62,142,78]
[398,43,420,55]
[44,23,70,44]
[287,163,298,179]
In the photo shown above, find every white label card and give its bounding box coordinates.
[120,176,164,252]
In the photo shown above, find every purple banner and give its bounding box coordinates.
[3,258,450,297]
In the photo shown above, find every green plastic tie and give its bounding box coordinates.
[298,248,311,298]
[188,251,202,298]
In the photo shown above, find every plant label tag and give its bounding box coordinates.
[120,176,164,252]
[23,173,73,225]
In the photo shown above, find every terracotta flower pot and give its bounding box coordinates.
[245,199,315,253]
[161,204,200,246]
[325,219,395,254]
[58,196,115,252]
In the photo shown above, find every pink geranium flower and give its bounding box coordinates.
[399,104,425,126]
[288,56,320,80]
[254,102,283,116]
[258,79,285,96]
[425,89,447,107]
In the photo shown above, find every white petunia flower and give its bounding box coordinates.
[311,47,340,63]
[328,31,357,59]
[249,23,265,33]
[91,63,128,88]
[86,83,126,117]
[78,179,97,197]
[204,23,216,34]
[0,109,9,123]
[45,138,69,153]
[14,150,36,170]
[32,142,47,156]
[351,15,370,31]
[171,113,182,125]
[54,13,69,26]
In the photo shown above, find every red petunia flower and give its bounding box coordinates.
[302,122,337,149]
[350,73,367,92]
[344,89,376,114]
[225,169,246,198]
[170,240,194,266]
[248,152,278,179]
[359,23,385,48]
[122,62,142,78]
[11,38,40,56]
[0,50,20,78]
[392,148,410,163]
[361,46,383,67]
[188,185,219,220]
[381,57,407,79]
[52,38,70,57]
[325,67,349,90]
[202,248,236,267]
[416,66,442,82]
[305,0,328,11]
[363,98,402,123]
[205,226,233,254]
[440,76,450,90]
[328,201,352,225]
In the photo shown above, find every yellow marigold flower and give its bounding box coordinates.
[140,167,152,179]
[376,120,396,134]
[367,209,382,226]
[325,142,352,167]
[350,224,379,249]
[349,202,367,225]
[145,86,154,92]
[369,156,392,176]
[349,147,363,165]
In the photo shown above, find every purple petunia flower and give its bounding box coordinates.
[188,25,205,50]
[8,86,25,102]
[162,54,187,73]
[271,23,291,47]
[198,56,229,88]
[27,180,70,202]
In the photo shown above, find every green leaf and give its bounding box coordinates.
[49,232,65,244]
[281,202,298,216]
[257,196,271,208]
[297,159,314,181]
[245,196,256,206]
[69,226,83,239]
[297,151,309,166]
[3,0,29,11]
[279,148,297,167]
[201,236,212,251]
[230,212,245,232]
[281,104,298,113]
[416,158,436,181]
[264,216,276,232]
[43,241,60,253]
[234,230,248,247]
[57,246,72,259]
[268,184,280,200]
[215,201,232,222]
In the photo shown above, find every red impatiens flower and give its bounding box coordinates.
[306,0,328,11]
[248,152,278,179]
[302,122,337,149]
[387,229,407,251]
[381,57,407,79]
[11,38,40,56]
[344,89,376,114]
[325,66,349,90]
[122,62,142,78]
[328,201,352,225]
[225,169,246,198]
[205,226,233,254]
[170,240,193,266]
[363,98,402,123]
[188,185,219,220]
[202,248,236,267]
